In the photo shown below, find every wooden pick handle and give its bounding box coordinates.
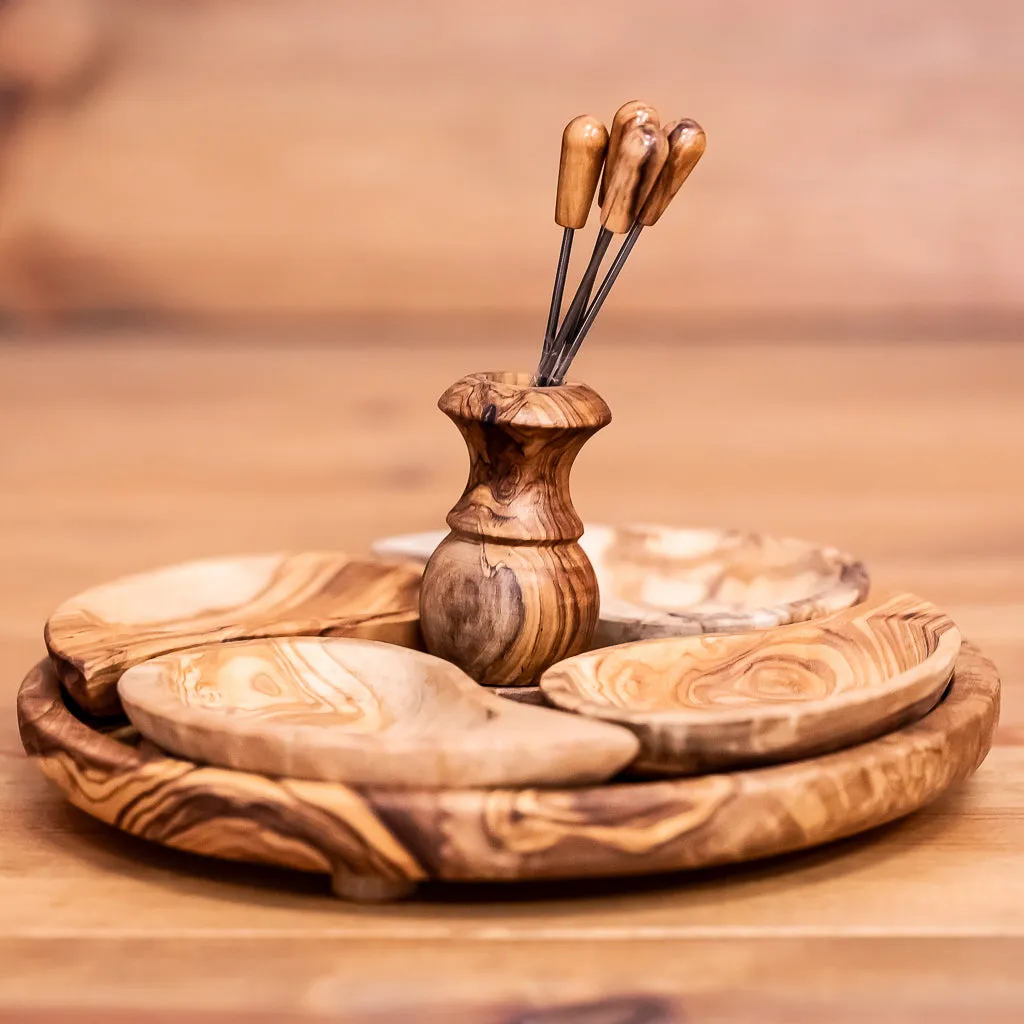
[639,118,706,226]
[599,100,659,206]
[555,115,609,229]
[600,123,669,233]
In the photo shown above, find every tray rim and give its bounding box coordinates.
[17,642,999,896]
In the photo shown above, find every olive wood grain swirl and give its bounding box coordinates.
[601,123,669,234]
[420,371,611,687]
[17,644,998,899]
[639,118,707,227]
[116,637,639,788]
[599,101,659,206]
[45,552,422,717]
[589,525,870,647]
[541,593,962,774]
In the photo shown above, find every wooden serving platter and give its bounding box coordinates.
[373,524,870,648]
[540,593,961,774]
[18,643,998,902]
[116,637,638,788]
[45,552,422,717]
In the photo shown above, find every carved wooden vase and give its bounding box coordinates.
[420,371,612,687]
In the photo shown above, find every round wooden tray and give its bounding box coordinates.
[18,643,999,902]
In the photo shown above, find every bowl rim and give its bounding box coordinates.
[539,591,962,728]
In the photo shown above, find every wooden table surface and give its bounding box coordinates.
[2,325,1023,1021]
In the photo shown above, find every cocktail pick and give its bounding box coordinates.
[538,115,608,375]
[600,119,670,232]
[599,100,660,207]
[538,115,666,383]
[548,118,705,383]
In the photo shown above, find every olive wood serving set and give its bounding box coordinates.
[18,367,1000,902]
[15,101,998,900]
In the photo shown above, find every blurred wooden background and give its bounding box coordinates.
[4,6,1024,1017]
[0,0,1020,325]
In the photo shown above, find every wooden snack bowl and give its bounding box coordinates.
[374,524,869,649]
[18,643,998,902]
[117,637,638,788]
[45,552,423,717]
[540,593,961,775]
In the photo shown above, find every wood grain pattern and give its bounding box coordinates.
[600,122,669,234]
[17,642,999,898]
[587,525,870,646]
[541,593,961,774]
[639,118,707,227]
[378,524,869,647]
[117,636,639,788]
[598,100,659,207]
[2,333,1023,1012]
[419,371,611,686]
[554,115,608,230]
[45,552,422,717]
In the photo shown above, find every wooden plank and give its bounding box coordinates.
[0,0,1022,319]
[2,938,1024,1021]
[0,327,1022,561]
[1,331,1022,1013]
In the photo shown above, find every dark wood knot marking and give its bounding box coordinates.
[506,995,678,1024]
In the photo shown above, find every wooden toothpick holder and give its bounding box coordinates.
[420,371,611,686]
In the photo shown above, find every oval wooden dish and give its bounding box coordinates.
[18,643,998,902]
[116,637,638,788]
[373,523,869,647]
[541,593,961,775]
[45,552,423,717]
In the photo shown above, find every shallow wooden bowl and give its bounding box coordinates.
[540,593,961,774]
[18,643,998,902]
[117,637,638,788]
[373,524,869,648]
[45,552,423,716]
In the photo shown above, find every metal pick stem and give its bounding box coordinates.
[537,227,612,384]
[548,222,644,384]
[538,227,574,374]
